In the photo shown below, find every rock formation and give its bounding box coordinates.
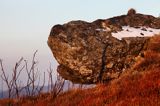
[48,10,160,84]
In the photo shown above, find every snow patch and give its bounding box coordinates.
[112,26,160,40]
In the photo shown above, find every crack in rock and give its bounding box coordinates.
[98,45,108,83]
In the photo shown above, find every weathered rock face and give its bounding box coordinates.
[48,11,160,84]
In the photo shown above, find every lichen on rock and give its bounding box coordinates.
[48,10,160,84]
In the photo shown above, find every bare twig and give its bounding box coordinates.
[0,58,25,98]
[48,66,65,99]
[0,50,66,99]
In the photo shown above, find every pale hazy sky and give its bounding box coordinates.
[0,0,160,89]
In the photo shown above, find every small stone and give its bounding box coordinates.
[141,28,147,31]
[127,8,136,15]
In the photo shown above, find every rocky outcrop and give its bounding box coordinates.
[48,10,160,84]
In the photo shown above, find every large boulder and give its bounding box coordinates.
[48,10,160,84]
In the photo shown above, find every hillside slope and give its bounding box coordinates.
[1,35,160,106]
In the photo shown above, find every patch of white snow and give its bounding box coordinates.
[111,26,160,40]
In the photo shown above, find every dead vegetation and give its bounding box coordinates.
[0,51,65,105]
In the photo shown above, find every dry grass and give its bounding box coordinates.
[51,67,160,106]
[134,35,160,70]
[1,35,160,106]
